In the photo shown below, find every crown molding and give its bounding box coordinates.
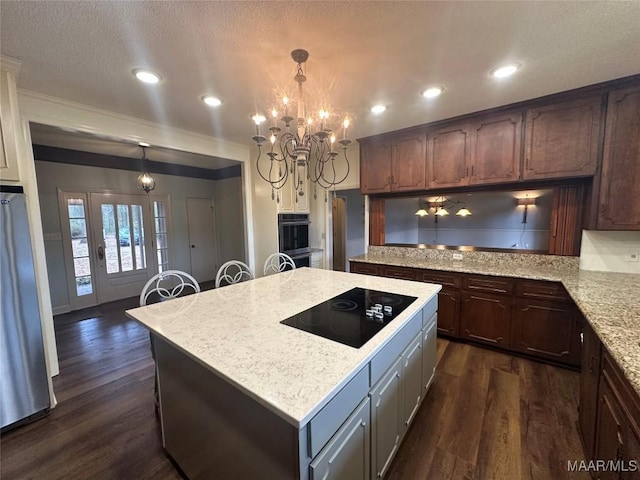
[16,88,250,162]
[0,55,22,77]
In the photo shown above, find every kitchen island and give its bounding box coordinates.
[126,268,440,480]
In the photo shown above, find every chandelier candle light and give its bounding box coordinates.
[251,49,352,203]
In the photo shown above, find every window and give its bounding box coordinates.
[67,198,93,296]
[153,200,169,273]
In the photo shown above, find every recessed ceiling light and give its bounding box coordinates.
[138,142,150,147]
[133,69,161,84]
[491,63,520,78]
[203,96,222,107]
[371,105,386,114]
[422,87,444,99]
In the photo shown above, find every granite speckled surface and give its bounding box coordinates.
[125,268,440,427]
[351,248,640,397]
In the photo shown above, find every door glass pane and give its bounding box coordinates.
[68,201,85,219]
[76,276,93,296]
[69,219,87,239]
[101,204,119,274]
[67,198,93,296]
[131,204,145,270]
[72,238,89,257]
[153,200,170,273]
[117,204,133,272]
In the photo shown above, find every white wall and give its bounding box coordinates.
[580,230,640,273]
[385,197,420,244]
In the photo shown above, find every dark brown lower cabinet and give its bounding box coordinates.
[594,351,640,480]
[350,262,381,276]
[511,298,581,366]
[379,266,416,281]
[459,290,511,348]
[579,320,602,461]
[435,287,460,337]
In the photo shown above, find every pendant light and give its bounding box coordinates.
[136,146,156,194]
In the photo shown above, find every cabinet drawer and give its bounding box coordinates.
[422,297,437,327]
[463,275,514,294]
[370,309,422,386]
[308,366,369,458]
[350,262,380,276]
[516,280,569,302]
[602,350,640,435]
[379,266,416,281]
[419,270,461,288]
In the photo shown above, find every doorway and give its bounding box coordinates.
[186,197,218,283]
[332,197,346,271]
[90,193,155,304]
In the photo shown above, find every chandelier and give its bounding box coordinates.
[415,196,472,217]
[135,146,156,194]
[251,49,352,203]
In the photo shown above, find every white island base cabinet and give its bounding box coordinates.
[153,296,438,480]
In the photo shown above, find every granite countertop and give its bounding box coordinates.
[350,252,640,397]
[125,267,440,427]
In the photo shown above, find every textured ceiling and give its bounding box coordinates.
[2,1,640,161]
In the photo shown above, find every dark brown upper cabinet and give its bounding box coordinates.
[360,137,392,194]
[597,85,640,230]
[523,96,602,180]
[427,123,471,189]
[360,130,426,194]
[469,112,522,185]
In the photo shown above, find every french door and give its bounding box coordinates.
[90,193,155,304]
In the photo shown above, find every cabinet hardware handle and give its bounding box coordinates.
[361,421,366,427]
[588,355,594,374]
[580,333,584,344]
[396,373,401,379]
[471,165,474,176]
[466,166,469,177]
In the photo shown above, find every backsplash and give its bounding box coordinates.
[580,230,640,274]
[367,245,579,269]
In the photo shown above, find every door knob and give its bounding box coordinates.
[97,245,104,260]
[191,245,195,248]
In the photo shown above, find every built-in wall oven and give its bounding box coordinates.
[278,214,311,268]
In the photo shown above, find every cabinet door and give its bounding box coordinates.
[360,140,392,194]
[622,424,640,480]
[579,321,602,462]
[401,332,423,436]
[523,96,602,180]
[391,133,426,192]
[460,291,511,348]
[427,123,470,188]
[310,397,370,480]
[511,299,580,366]
[370,356,402,480]
[469,112,522,185]
[422,319,437,395]
[595,380,625,480]
[435,287,460,337]
[598,85,640,230]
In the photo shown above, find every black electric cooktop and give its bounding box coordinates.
[280,287,418,348]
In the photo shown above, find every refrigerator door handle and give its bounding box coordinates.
[97,245,104,260]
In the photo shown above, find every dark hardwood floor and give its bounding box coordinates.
[1,298,588,480]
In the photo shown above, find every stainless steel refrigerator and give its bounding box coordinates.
[1,187,50,431]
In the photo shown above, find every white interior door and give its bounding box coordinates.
[186,197,218,283]
[90,193,154,303]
